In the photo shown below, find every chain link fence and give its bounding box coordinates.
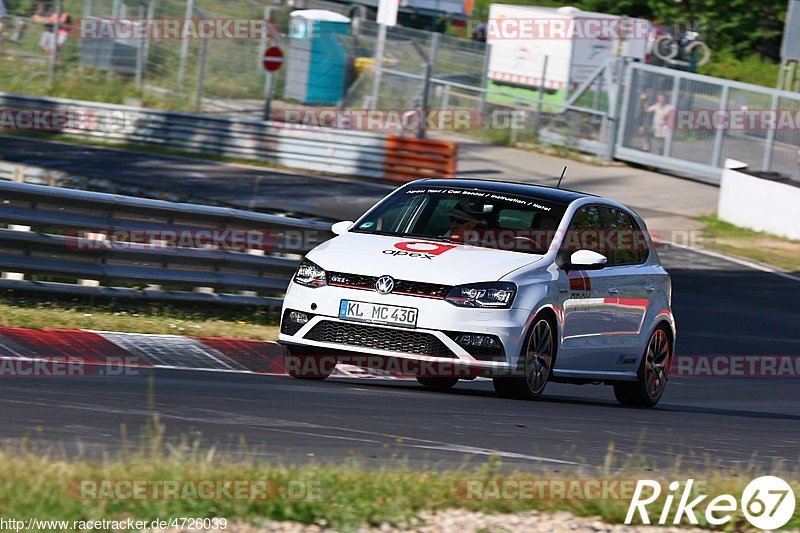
[3,0,800,181]
[617,62,800,180]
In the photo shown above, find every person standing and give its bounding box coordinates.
[641,92,674,155]
[32,3,54,53]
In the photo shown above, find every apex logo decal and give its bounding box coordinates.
[382,241,457,260]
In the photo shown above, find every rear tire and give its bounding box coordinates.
[284,346,335,380]
[416,376,459,390]
[614,326,672,407]
[493,316,555,400]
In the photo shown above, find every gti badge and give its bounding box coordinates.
[375,275,395,295]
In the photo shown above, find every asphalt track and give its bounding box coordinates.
[0,137,798,472]
[0,136,394,219]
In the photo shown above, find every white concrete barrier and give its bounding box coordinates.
[719,159,800,240]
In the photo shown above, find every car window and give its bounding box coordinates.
[497,209,536,229]
[600,206,649,265]
[352,187,568,254]
[418,198,461,236]
[562,205,604,255]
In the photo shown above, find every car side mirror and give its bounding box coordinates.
[564,249,607,270]
[330,221,354,235]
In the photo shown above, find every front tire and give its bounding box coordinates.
[614,326,672,407]
[284,346,335,380]
[493,316,555,400]
[416,376,459,390]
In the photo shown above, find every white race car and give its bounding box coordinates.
[279,179,676,406]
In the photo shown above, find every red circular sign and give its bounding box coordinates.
[262,46,284,72]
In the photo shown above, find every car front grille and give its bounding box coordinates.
[327,272,452,299]
[303,320,456,358]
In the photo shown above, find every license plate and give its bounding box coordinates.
[339,300,418,328]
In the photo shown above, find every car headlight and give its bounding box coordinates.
[445,282,516,308]
[293,258,327,288]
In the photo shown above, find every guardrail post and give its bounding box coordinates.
[1,225,30,281]
[11,166,24,183]
[78,231,105,287]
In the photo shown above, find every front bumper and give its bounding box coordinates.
[278,283,531,375]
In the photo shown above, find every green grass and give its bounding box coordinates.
[0,297,280,339]
[0,427,797,532]
[698,53,781,88]
[696,215,800,273]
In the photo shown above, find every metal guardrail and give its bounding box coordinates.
[0,93,458,181]
[0,180,333,306]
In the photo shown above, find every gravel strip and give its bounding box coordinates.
[148,510,720,533]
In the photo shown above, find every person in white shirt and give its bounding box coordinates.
[641,92,674,155]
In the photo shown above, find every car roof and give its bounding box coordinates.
[412,178,597,204]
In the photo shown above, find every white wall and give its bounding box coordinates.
[718,159,800,240]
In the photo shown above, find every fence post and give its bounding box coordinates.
[532,55,549,138]
[369,23,387,110]
[478,43,491,114]
[408,39,433,139]
[710,84,730,168]
[615,60,635,154]
[134,0,146,92]
[261,5,275,120]
[141,0,156,90]
[428,32,440,76]
[193,38,208,111]
[602,57,625,161]
[82,0,92,21]
[177,0,194,85]
[47,1,62,89]
[441,84,450,110]
[761,92,779,172]
[663,74,682,158]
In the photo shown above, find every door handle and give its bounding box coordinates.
[607,287,619,295]
[645,285,655,293]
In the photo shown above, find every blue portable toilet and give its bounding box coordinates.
[284,10,351,105]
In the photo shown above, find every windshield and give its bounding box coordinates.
[352,187,568,254]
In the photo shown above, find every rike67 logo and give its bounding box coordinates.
[626,476,796,530]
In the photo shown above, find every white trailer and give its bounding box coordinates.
[486,5,651,102]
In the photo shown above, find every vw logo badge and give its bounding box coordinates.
[375,275,395,295]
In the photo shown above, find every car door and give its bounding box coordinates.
[557,205,619,370]
[598,206,652,367]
